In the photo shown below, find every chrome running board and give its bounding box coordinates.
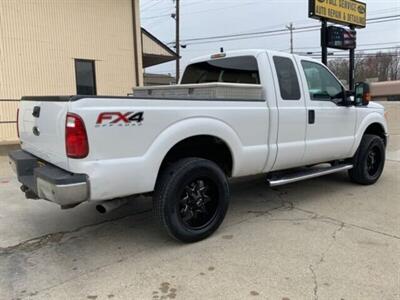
[267,164,353,187]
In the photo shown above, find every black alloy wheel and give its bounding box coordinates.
[154,158,230,243]
[366,145,382,177]
[178,178,219,230]
[349,134,385,185]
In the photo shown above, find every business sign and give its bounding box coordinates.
[326,26,357,49]
[309,0,367,28]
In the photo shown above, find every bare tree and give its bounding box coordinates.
[387,49,400,80]
[329,59,348,82]
[328,48,400,83]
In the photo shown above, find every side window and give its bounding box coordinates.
[273,56,301,100]
[301,61,343,101]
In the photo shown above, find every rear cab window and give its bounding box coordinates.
[273,56,301,100]
[181,56,260,85]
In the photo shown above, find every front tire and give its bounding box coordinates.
[154,158,230,243]
[348,134,385,185]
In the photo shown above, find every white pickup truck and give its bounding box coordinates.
[9,50,388,242]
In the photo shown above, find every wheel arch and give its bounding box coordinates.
[351,113,388,156]
[146,117,243,191]
[158,135,234,177]
[364,122,387,146]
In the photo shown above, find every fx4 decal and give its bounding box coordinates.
[95,112,144,127]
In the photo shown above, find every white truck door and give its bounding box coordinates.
[269,53,307,171]
[296,58,357,164]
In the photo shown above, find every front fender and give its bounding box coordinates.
[351,112,388,156]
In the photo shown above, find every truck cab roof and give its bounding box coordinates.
[188,49,310,65]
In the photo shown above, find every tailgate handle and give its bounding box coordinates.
[32,106,41,118]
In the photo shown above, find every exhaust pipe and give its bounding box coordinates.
[96,198,128,214]
[21,185,39,200]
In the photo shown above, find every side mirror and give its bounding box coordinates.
[355,82,371,106]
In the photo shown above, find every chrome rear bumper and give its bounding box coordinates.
[9,150,89,209]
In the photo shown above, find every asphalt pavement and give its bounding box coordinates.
[0,108,399,300]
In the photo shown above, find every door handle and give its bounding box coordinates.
[308,110,315,124]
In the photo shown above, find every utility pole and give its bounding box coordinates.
[349,25,356,91]
[321,20,328,66]
[286,23,294,53]
[175,0,180,83]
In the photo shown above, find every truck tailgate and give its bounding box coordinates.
[19,97,70,169]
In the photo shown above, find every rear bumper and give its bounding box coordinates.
[8,150,89,208]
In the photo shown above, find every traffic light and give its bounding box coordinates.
[326,26,357,50]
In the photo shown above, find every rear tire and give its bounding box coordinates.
[154,158,230,243]
[348,134,385,185]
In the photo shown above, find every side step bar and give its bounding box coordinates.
[267,164,353,187]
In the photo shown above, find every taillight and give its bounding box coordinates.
[16,108,20,138]
[66,113,89,158]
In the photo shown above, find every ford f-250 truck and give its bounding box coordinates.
[9,50,388,243]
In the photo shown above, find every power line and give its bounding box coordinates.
[185,18,399,46]
[141,0,163,12]
[179,26,316,44]
[310,53,400,59]
[144,0,206,16]
[183,28,318,45]
[293,41,400,51]
[305,47,400,58]
[174,14,400,45]
[306,45,400,54]
[367,17,400,25]
[142,1,264,20]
